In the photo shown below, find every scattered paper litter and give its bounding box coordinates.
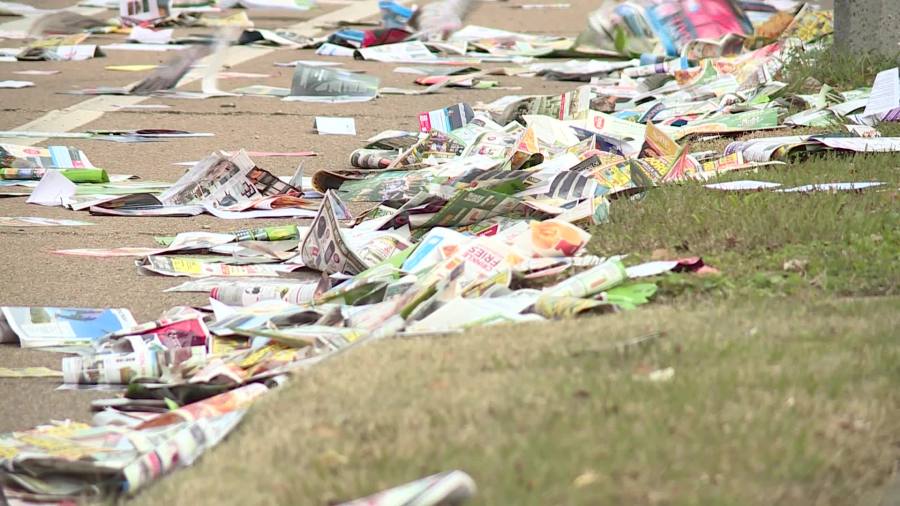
[861,67,899,120]
[512,3,570,8]
[232,84,290,97]
[0,306,136,347]
[356,41,435,63]
[704,181,886,193]
[315,117,357,136]
[119,0,162,21]
[647,367,675,382]
[173,151,317,166]
[274,60,343,67]
[128,26,174,45]
[338,470,476,505]
[704,180,782,191]
[217,71,272,79]
[100,43,189,52]
[775,182,886,193]
[220,0,314,11]
[12,70,60,76]
[0,80,34,89]
[284,65,378,103]
[2,3,898,504]
[0,217,94,227]
[105,64,160,72]
[315,43,355,57]
[626,261,679,278]
[26,170,76,207]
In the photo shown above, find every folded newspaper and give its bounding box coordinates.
[0,307,136,348]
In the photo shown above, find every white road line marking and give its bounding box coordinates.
[5,0,388,146]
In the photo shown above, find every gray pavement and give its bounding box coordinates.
[0,0,588,432]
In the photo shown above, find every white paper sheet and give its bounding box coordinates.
[626,261,679,278]
[12,70,59,76]
[314,117,356,135]
[356,41,435,63]
[406,295,542,332]
[100,43,188,52]
[815,137,900,152]
[119,0,162,21]
[0,80,33,88]
[704,180,782,191]
[315,43,354,57]
[128,26,174,45]
[26,170,76,207]
[862,67,899,118]
[274,60,343,67]
[775,182,886,193]
[218,0,312,10]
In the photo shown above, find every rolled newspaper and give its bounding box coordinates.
[210,281,323,306]
[62,351,160,385]
[623,56,690,78]
[231,224,300,242]
[349,148,395,169]
[338,469,476,505]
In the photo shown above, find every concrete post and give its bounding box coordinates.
[833,0,900,57]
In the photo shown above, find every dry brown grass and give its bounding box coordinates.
[132,296,900,505]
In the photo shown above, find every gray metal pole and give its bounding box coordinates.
[833,0,900,56]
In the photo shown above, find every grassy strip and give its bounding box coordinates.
[593,151,899,301]
[129,41,900,506]
[780,44,899,93]
[133,296,899,505]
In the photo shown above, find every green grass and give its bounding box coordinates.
[593,153,900,300]
[132,296,900,505]
[129,42,900,506]
[876,123,900,137]
[779,44,900,93]
[130,150,900,505]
